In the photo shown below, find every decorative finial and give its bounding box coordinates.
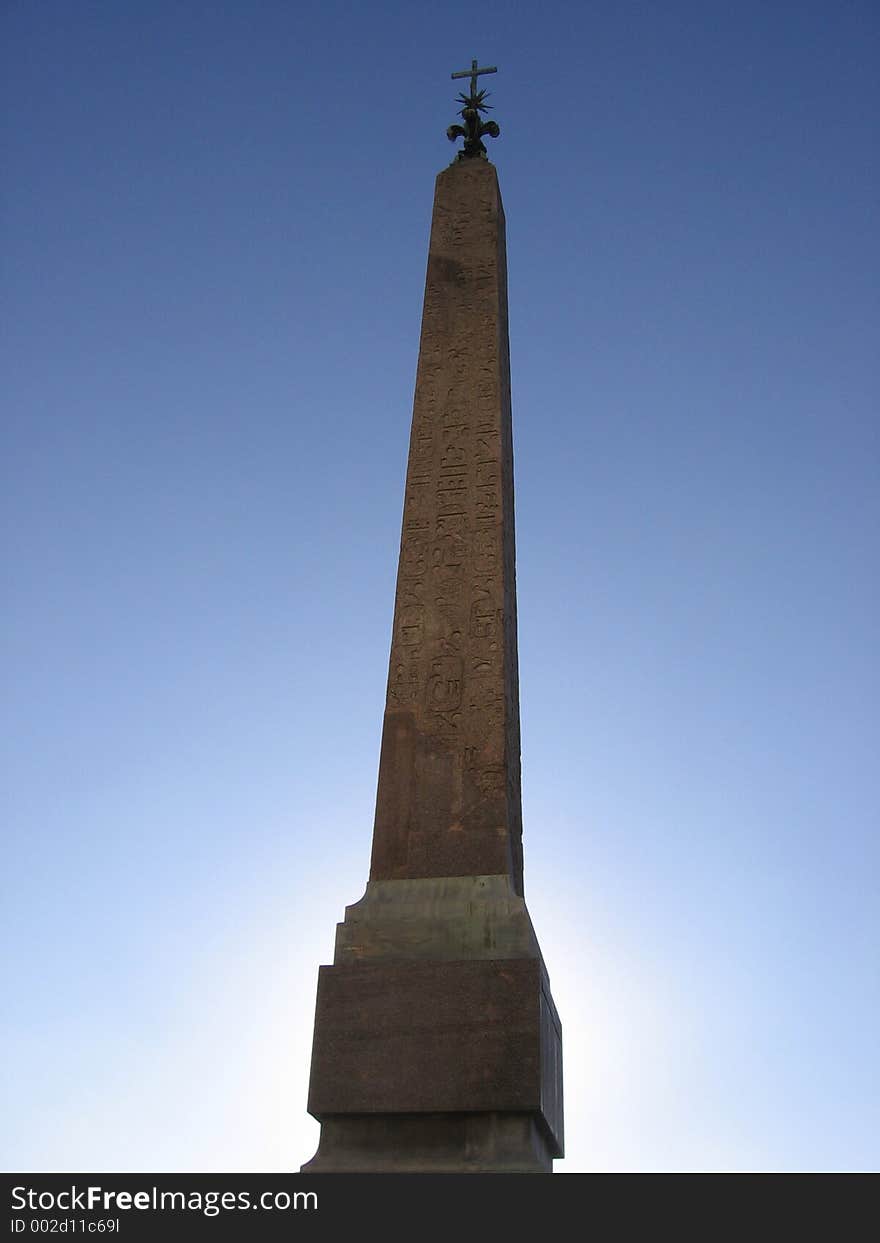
[447,58,500,160]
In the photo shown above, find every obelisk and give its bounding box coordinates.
[302,62,563,1173]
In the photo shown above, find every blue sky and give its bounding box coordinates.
[2,1,878,1172]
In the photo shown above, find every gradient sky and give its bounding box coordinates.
[3,1,878,1173]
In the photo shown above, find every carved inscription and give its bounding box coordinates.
[389,661,420,705]
[373,160,525,889]
[428,655,463,711]
[396,605,424,647]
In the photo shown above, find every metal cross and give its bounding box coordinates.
[451,58,497,99]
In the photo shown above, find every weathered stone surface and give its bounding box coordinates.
[305,957,562,1169]
[333,875,541,964]
[307,959,545,1114]
[300,1113,554,1174]
[370,158,524,893]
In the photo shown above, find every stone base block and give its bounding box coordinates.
[304,956,562,1171]
[333,875,541,964]
[301,1112,553,1173]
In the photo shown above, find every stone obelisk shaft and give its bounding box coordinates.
[371,157,524,892]
[302,157,563,1173]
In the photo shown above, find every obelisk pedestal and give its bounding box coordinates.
[302,156,563,1173]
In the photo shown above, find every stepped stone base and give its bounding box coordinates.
[301,877,563,1173]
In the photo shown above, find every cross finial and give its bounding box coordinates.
[451,57,497,98]
[447,57,500,160]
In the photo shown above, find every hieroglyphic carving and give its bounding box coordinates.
[389,660,420,706]
[428,655,463,710]
[372,158,525,891]
[396,604,424,648]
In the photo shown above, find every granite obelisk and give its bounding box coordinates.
[302,63,563,1173]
